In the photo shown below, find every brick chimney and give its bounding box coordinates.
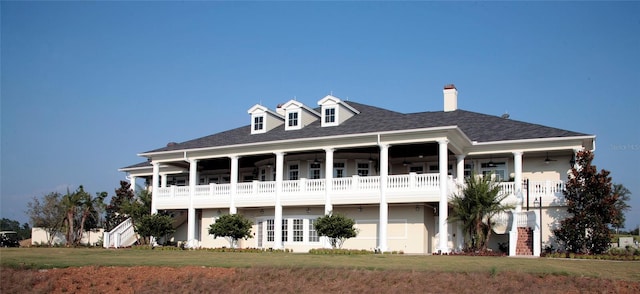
[443,84,458,112]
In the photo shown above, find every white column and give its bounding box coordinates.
[187,159,198,248]
[378,144,389,252]
[151,162,159,214]
[160,174,167,188]
[455,155,465,186]
[324,148,335,214]
[229,156,239,214]
[513,151,523,212]
[438,139,449,253]
[130,176,137,193]
[274,152,285,249]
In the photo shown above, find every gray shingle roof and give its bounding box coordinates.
[143,101,589,154]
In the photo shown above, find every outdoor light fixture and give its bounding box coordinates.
[487,157,497,168]
[260,209,264,215]
[306,207,311,214]
[313,154,321,165]
[402,159,411,166]
[358,206,362,212]
[415,205,420,212]
[569,154,576,168]
[544,152,556,165]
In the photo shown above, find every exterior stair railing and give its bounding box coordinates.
[103,218,137,248]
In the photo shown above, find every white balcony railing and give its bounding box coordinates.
[153,174,565,210]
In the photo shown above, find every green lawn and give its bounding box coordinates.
[2,247,639,281]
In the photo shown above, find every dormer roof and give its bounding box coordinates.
[247,104,284,134]
[280,100,321,131]
[317,95,360,127]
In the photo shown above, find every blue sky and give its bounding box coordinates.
[2,2,639,229]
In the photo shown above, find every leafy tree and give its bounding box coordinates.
[449,173,512,251]
[208,214,253,248]
[26,192,66,246]
[105,181,135,231]
[0,218,31,240]
[314,212,358,249]
[554,150,618,254]
[135,213,175,247]
[611,184,631,234]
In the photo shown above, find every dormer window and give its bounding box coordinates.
[281,100,319,131]
[248,104,284,134]
[318,95,359,127]
[254,116,264,131]
[288,112,299,127]
[324,108,336,124]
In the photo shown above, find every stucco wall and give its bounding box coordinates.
[31,227,104,246]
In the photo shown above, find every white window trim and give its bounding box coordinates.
[355,160,371,176]
[308,160,322,179]
[322,106,338,127]
[285,110,302,130]
[286,161,300,180]
[333,160,346,178]
[251,114,266,134]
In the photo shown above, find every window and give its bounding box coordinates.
[325,108,335,123]
[282,219,288,242]
[288,112,299,127]
[257,221,263,247]
[253,116,264,131]
[260,168,267,181]
[410,165,424,174]
[357,162,369,176]
[428,164,453,175]
[309,162,321,179]
[288,164,299,180]
[481,162,506,181]
[293,219,304,242]
[464,163,473,178]
[266,219,274,242]
[309,219,319,242]
[333,162,345,178]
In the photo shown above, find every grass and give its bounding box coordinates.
[1,247,639,281]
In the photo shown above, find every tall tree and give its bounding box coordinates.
[449,173,512,251]
[105,181,135,231]
[554,150,618,254]
[26,192,66,246]
[208,214,253,248]
[314,213,358,249]
[611,184,631,234]
[75,191,107,245]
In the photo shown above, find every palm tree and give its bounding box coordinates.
[76,191,107,245]
[449,173,513,251]
[61,188,82,246]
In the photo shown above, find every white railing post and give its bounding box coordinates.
[409,172,416,189]
[352,175,359,191]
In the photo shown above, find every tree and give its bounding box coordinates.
[208,214,253,248]
[135,213,175,247]
[314,212,357,249]
[611,184,631,234]
[105,181,135,231]
[554,150,619,254]
[26,192,66,246]
[449,173,512,251]
[75,191,107,245]
[61,187,84,246]
[0,218,31,240]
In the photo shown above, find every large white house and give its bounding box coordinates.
[113,85,594,256]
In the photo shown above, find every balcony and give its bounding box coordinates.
[153,173,565,210]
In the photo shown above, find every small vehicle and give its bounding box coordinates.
[0,231,20,247]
